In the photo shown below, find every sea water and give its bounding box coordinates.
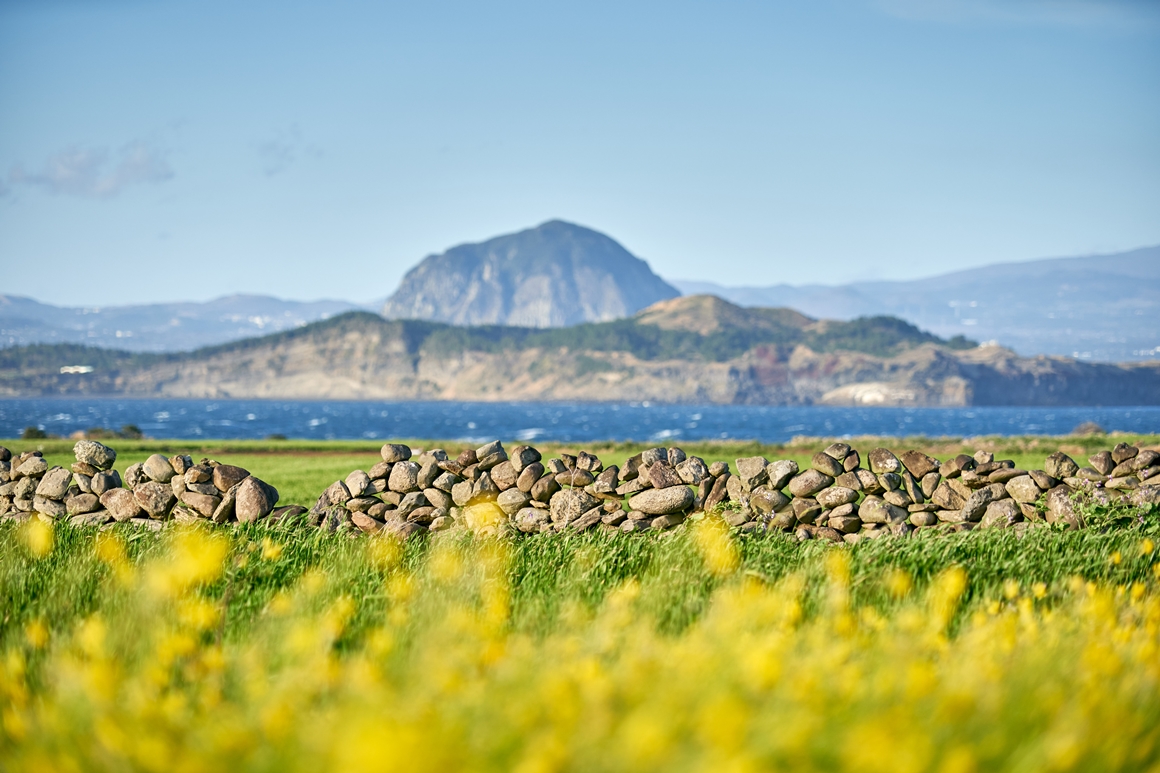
[2,399,1158,443]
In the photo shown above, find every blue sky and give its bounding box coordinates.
[1,0,1157,306]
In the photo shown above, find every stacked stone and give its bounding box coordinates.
[3,435,1156,540]
[165,455,284,526]
[311,442,456,538]
[0,448,54,522]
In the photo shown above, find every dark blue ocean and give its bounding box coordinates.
[1,399,1158,443]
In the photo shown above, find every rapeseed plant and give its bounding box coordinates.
[0,522,1158,771]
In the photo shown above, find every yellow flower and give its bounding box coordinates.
[1110,551,1122,566]
[1003,580,1020,600]
[1140,538,1155,557]
[261,537,284,561]
[1032,582,1047,599]
[24,619,49,649]
[19,518,53,558]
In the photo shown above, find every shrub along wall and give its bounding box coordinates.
[0,438,1157,542]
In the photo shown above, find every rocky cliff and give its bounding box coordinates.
[3,297,1157,406]
[380,220,680,327]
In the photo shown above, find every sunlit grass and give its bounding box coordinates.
[2,516,1159,771]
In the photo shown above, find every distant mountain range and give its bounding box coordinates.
[0,294,362,353]
[1,222,1156,364]
[674,245,1160,362]
[381,220,680,327]
[2,296,1157,406]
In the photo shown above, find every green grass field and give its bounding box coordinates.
[2,434,1158,771]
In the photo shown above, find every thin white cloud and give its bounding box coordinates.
[875,0,1160,27]
[257,124,322,177]
[9,141,173,198]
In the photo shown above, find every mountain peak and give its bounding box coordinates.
[381,222,679,328]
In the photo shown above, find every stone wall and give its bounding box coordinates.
[1,438,1157,541]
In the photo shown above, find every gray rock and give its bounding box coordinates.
[883,490,911,508]
[1044,452,1079,480]
[236,478,278,522]
[388,461,421,493]
[550,489,600,524]
[811,452,845,477]
[941,454,976,478]
[651,513,687,530]
[423,488,453,512]
[101,488,143,522]
[629,486,694,515]
[345,470,372,497]
[788,469,833,498]
[816,486,858,509]
[868,448,901,474]
[931,481,966,510]
[676,457,709,485]
[185,465,213,484]
[705,475,730,511]
[749,488,790,515]
[859,497,907,524]
[531,475,560,503]
[735,457,769,490]
[981,499,1021,529]
[571,507,604,532]
[475,440,504,460]
[66,492,100,515]
[961,486,999,522]
[557,469,596,488]
[69,510,111,528]
[877,472,901,492]
[1088,451,1115,476]
[830,514,862,533]
[478,451,508,471]
[323,480,352,505]
[135,482,176,519]
[577,451,603,472]
[834,471,863,491]
[1005,476,1043,503]
[13,477,36,500]
[646,463,681,490]
[213,484,240,524]
[843,451,861,472]
[143,454,176,483]
[641,448,667,466]
[1028,470,1057,490]
[1132,450,1159,472]
[432,470,463,493]
[899,450,940,479]
[33,496,66,518]
[213,465,250,493]
[791,497,822,524]
[490,461,519,490]
[472,473,500,500]
[71,461,98,477]
[1111,443,1138,464]
[381,443,412,463]
[17,457,48,478]
[909,510,938,527]
[351,512,385,534]
[1045,486,1083,529]
[857,469,883,494]
[90,470,121,496]
[369,460,392,479]
[451,480,475,508]
[920,472,941,499]
[708,461,729,478]
[516,462,545,493]
[766,459,799,490]
[497,488,532,515]
[1129,487,1160,507]
[509,445,541,473]
[73,440,116,470]
[823,442,851,461]
[35,467,72,500]
[169,455,193,476]
[180,490,221,518]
